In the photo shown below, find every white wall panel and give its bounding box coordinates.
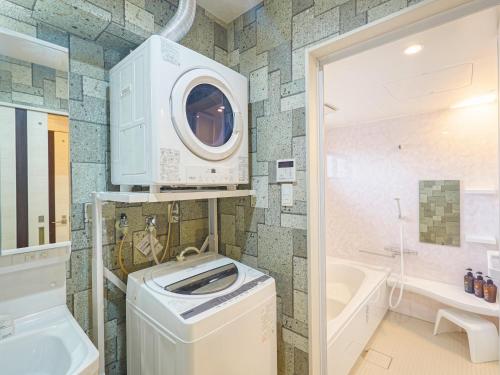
[27,110,49,245]
[0,106,16,249]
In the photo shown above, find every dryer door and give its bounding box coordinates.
[170,68,243,161]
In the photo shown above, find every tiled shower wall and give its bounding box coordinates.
[325,106,499,285]
[0,54,68,111]
[0,0,425,374]
[219,0,423,373]
[0,1,227,374]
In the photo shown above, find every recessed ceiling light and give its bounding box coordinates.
[451,93,497,109]
[404,44,423,55]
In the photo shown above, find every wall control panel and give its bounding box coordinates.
[281,183,294,206]
[275,159,296,183]
[274,159,296,207]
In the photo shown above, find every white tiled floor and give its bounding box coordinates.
[350,312,499,375]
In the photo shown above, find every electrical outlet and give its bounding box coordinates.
[84,203,92,223]
[170,202,180,223]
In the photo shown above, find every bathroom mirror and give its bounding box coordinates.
[0,29,70,253]
[419,180,460,246]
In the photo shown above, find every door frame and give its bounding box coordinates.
[305,0,499,373]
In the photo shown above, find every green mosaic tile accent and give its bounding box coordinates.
[419,180,460,246]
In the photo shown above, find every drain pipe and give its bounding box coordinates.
[159,0,196,42]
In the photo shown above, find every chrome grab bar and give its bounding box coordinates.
[358,249,395,258]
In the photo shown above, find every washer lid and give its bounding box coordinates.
[163,263,238,295]
[144,255,245,297]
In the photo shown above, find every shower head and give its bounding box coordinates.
[395,198,402,219]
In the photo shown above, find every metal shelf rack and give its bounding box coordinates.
[91,189,255,374]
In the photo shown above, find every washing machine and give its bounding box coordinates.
[109,35,249,188]
[126,253,277,375]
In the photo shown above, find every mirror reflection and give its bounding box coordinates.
[0,31,69,252]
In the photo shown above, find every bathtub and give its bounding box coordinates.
[326,258,389,375]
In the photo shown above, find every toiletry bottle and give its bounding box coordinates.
[474,272,484,298]
[464,268,474,294]
[483,277,497,303]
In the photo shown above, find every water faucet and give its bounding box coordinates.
[0,315,14,340]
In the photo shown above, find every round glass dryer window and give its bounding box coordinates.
[185,84,234,147]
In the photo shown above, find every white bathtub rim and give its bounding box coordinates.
[326,256,390,274]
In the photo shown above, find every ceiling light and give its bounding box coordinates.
[451,93,497,109]
[404,44,423,55]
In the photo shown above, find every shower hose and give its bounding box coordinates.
[389,220,405,309]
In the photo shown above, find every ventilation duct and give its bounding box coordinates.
[160,0,196,42]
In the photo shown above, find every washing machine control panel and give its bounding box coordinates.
[180,275,271,320]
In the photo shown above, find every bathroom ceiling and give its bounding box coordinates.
[197,0,261,23]
[324,7,499,128]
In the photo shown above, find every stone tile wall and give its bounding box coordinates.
[0,54,68,111]
[220,0,423,373]
[0,1,227,374]
[0,0,425,374]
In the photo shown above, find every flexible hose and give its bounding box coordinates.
[148,203,175,265]
[119,202,175,275]
[159,0,196,42]
[150,229,161,266]
[118,233,129,276]
[176,246,201,261]
[200,235,209,253]
[389,220,405,309]
[160,203,174,262]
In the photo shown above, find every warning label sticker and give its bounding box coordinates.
[160,148,180,182]
[239,156,249,182]
[161,40,180,66]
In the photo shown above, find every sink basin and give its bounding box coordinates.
[0,305,98,375]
